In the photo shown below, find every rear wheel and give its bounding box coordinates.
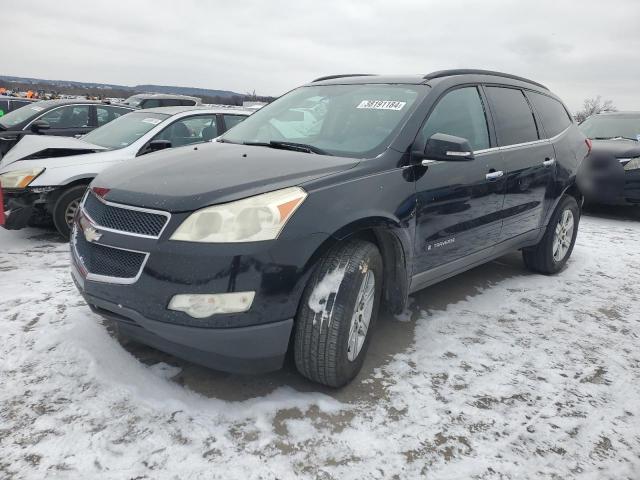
[523,195,580,274]
[294,239,382,387]
[52,185,87,240]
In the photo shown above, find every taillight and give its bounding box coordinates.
[585,138,592,154]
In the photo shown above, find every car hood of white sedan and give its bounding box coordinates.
[0,135,108,169]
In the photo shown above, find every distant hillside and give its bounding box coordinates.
[133,84,239,98]
[0,75,242,97]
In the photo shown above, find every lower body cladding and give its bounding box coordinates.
[70,209,328,374]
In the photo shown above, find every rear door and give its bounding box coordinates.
[413,85,507,273]
[484,86,556,240]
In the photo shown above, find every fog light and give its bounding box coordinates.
[168,292,255,318]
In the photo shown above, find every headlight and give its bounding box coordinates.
[171,186,307,243]
[0,168,45,188]
[621,157,640,171]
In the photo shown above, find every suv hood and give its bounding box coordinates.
[96,141,359,212]
[590,138,640,159]
[0,135,107,168]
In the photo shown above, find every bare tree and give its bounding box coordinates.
[574,96,617,123]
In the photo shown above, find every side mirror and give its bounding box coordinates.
[31,120,50,133]
[148,139,172,152]
[420,133,474,162]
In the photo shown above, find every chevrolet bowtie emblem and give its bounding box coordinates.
[83,225,102,243]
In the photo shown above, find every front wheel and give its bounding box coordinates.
[52,185,88,240]
[523,195,580,274]
[294,239,383,387]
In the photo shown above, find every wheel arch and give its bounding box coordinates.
[543,179,583,227]
[45,177,94,212]
[297,216,412,316]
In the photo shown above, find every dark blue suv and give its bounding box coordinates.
[71,70,589,386]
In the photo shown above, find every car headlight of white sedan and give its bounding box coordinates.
[170,186,307,243]
[620,157,640,171]
[0,168,45,189]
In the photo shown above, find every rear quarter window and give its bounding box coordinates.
[0,100,8,116]
[527,91,572,138]
[486,86,539,146]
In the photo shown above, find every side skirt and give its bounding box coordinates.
[409,228,541,294]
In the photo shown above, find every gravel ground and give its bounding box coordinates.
[1,207,639,479]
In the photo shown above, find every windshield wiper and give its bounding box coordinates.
[243,140,330,155]
[216,138,239,144]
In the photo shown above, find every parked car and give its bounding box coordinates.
[0,95,38,117]
[0,99,134,158]
[122,94,202,109]
[578,111,640,206]
[0,106,250,237]
[70,70,588,387]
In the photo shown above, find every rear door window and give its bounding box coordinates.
[97,106,132,126]
[223,114,246,131]
[485,87,539,146]
[420,86,490,151]
[527,91,572,138]
[141,99,161,109]
[161,99,183,107]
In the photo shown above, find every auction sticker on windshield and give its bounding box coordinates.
[142,118,162,125]
[357,100,406,110]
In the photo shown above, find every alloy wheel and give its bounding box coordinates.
[552,209,574,262]
[347,269,375,362]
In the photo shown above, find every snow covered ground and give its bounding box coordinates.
[1,209,639,479]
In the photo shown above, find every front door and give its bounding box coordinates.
[413,86,506,275]
[33,104,94,137]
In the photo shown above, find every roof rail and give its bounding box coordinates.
[312,74,376,82]
[423,69,548,90]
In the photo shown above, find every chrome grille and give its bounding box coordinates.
[73,229,147,282]
[83,192,169,237]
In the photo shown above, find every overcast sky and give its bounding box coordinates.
[5,0,639,112]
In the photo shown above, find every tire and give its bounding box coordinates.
[522,195,580,274]
[294,239,383,387]
[52,185,88,240]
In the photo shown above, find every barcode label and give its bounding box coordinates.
[357,100,406,111]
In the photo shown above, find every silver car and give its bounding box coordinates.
[0,105,250,238]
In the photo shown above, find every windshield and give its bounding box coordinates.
[579,115,640,141]
[0,103,46,128]
[220,84,423,158]
[81,112,169,149]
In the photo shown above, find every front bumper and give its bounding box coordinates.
[75,276,294,373]
[582,162,640,206]
[70,203,328,373]
[0,188,38,230]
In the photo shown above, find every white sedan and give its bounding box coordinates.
[0,105,250,238]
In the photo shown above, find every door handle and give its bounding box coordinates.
[485,170,504,180]
[543,158,555,167]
